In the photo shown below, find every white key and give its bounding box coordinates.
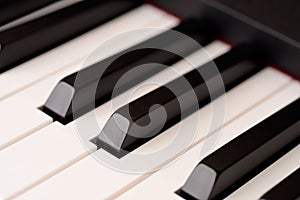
[116,81,300,200]
[0,11,179,151]
[0,4,178,100]
[0,41,230,199]
[15,69,294,200]
[0,122,96,199]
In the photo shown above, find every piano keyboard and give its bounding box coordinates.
[0,1,299,200]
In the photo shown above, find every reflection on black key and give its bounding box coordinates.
[178,99,300,200]
[0,0,59,26]
[0,0,142,72]
[43,19,213,124]
[260,168,300,200]
[95,44,264,158]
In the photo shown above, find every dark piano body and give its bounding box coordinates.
[152,0,300,79]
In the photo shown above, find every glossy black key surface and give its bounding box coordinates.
[43,19,213,124]
[0,0,142,72]
[95,44,264,158]
[0,0,59,26]
[260,168,300,200]
[178,99,300,200]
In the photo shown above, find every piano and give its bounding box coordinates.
[0,0,299,199]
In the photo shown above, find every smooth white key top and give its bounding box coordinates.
[0,4,177,100]
[0,122,96,199]
[0,108,51,151]
[0,12,179,151]
[116,81,300,200]
[0,41,230,199]
[15,69,294,200]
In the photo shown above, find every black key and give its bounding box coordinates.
[0,0,142,72]
[95,44,264,158]
[0,0,59,26]
[178,99,300,200]
[43,19,213,124]
[260,168,300,200]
